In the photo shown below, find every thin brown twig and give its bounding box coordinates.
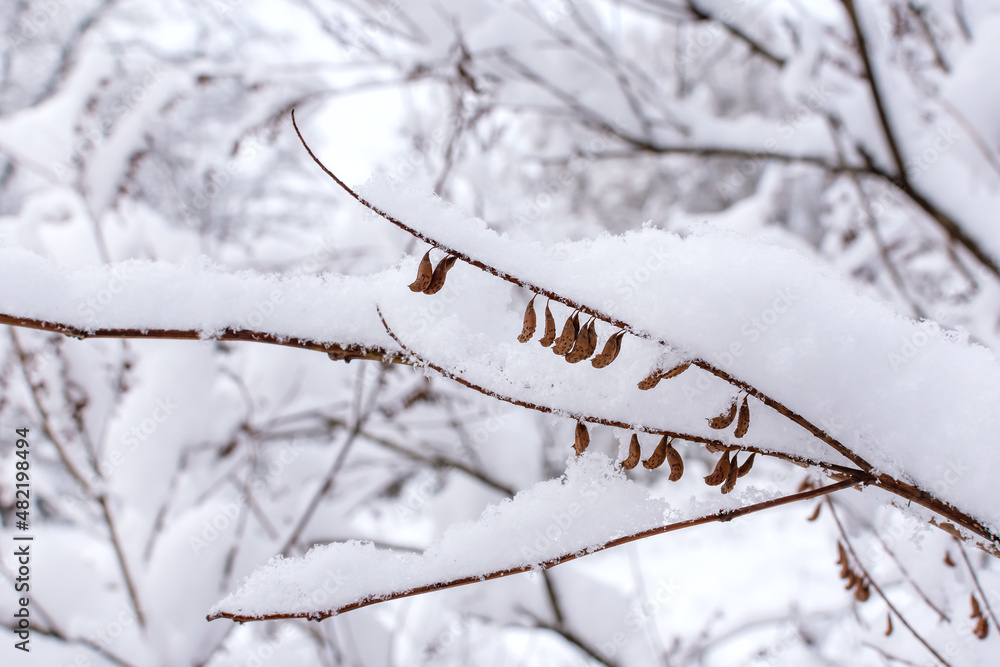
[208,479,860,622]
[0,312,408,364]
[377,306,868,481]
[98,495,147,629]
[295,112,1000,549]
[290,108,873,475]
[955,538,1000,629]
[524,609,618,667]
[874,532,949,623]
[825,498,950,666]
[379,308,1000,553]
[840,0,1000,279]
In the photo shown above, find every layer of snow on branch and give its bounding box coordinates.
[0,246,398,350]
[361,178,1000,533]
[211,454,692,618]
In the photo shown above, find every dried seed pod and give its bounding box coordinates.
[971,594,983,619]
[621,433,641,470]
[643,435,669,470]
[854,580,870,602]
[944,552,956,567]
[591,330,622,368]
[566,318,597,363]
[806,504,822,522]
[607,331,625,364]
[708,400,738,429]
[587,318,597,350]
[539,302,557,347]
[844,570,857,589]
[517,296,537,343]
[704,451,731,486]
[638,368,664,391]
[552,311,580,356]
[573,421,590,456]
[737,452,755,477]
[721,455,740,494]
[408,250,433,292]
[705,443,728,453]
[798,477,816,493]
[637,361,690,390]
[661,362,690,380]
[734,395,751,439]
[666,441,684,481]
[836,542,847,566]
[884,613,893,636]
[840,559,851,580]
[423,254,458,295]
[974,616,989,640]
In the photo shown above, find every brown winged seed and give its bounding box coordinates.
[621,433,641,470]
[574,421,590,456]
[737,452,755,477]
[566,318,597,363]
[734,395,751,438]
[552,311,580,356]
[540,302,557,347]
[424,254,458,295]
[638,369,664,391]
[637,361,690,390]
[591,330,622,368]
[408,250,433,292]
[662,362,690,380]
[666,441,684,481]
[974,616,989,640]
[704,451,731,486]
[721,455,740,494]
[708,400,738,429]
[643,435,669,470]
[971,594,983,619]
[517,296,537,343]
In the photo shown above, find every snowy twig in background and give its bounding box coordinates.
[292,114,1000,554]
[292,109,873,473]
[209,472,859,622]
[826,497,951,666]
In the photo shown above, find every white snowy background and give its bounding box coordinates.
[1,1,999,665]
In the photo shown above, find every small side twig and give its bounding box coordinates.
[826,498,950,666]
[955,538,1000,629]
[209,479,859,622]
